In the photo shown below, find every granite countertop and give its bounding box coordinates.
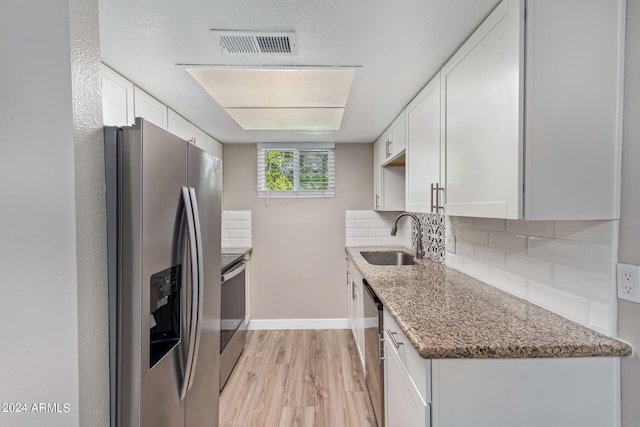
[346,246,632,359]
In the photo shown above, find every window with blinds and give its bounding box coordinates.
[257,142,335,198]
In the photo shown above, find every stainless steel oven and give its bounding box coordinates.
[220,253,247,391]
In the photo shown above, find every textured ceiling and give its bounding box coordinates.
[98,0,500,143]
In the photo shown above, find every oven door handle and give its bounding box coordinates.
[222,262,246,282]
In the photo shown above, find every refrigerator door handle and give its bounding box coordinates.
[186,187,204,392]
[180,186,200,401]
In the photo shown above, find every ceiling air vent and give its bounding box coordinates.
[211,30,298,55]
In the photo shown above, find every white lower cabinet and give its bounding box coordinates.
[347,260,365,368]
[382,306,620,427]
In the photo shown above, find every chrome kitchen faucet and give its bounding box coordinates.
[390,213,425,259]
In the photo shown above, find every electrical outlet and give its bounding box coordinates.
[617,264,640,304]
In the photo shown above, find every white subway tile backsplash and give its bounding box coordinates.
[445,253,465,270]
[489,268,529,299]
[528,281,590,325]
[506,220,555,237]
[355,219,384,229]
[554,266,611,302]
[222,210,251,249]
[451,216,475,227]
[224,210,251,220]
[554,220,613,243]
[589,301,611,334]
[490,231,527,254]
[589,244,612,274]
[527,237,589,269]
[475,218,507,231]
[346,228,369,238]
[475,246,506,268]
[222,238,242,248]
[222,220,242,230]
[346,210,411,249]
[461,227,490,246]
[463,259,491,281]
[456,241,475,258]
[506,254,553,285]
[356,237,384,246]
[348,211,370,219]
[227,230,251,239]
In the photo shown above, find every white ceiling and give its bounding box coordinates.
[98,0,500,144]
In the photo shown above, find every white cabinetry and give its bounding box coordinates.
[384,308,431,427]
[373,132,405,211]
[168,109,208,146]
[347,260,365,368]
[382,306,619,427]
[406,73,442,213]
[133,86,168,130]
[385,113,406,162]
[100,64,135,126]
[442,0,624,220]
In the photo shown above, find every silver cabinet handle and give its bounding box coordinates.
[378,332,385,364]
[386,329,403,348]
[430,182,444,213]
[375,194,380,209]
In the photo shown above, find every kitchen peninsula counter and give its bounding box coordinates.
[346,246,632,359]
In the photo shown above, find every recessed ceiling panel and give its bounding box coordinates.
[187,68,355,108]
[225,107,345,130]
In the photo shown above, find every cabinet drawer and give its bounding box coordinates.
[383,308,431,403]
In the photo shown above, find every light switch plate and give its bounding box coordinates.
[617,263,640,304]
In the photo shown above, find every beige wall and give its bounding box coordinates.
[223,143,372,320]
[618,0,640,424]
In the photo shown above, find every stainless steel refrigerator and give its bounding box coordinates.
[105,118,221,427]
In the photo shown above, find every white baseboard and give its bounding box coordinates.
[247,318,350,330]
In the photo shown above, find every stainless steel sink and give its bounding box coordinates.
[360,251,415,266]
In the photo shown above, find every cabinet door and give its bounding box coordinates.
[134,86,168,130]
[100,64,134,126]
[406,73,441,213]
[167,108,190,140]
[204,135,223,159]
[188,125,207,147]
[353,279,365,369]
[389,113,406,160]
[442,0,523,219]
[385,338,429,427]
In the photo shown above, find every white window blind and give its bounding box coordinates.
[257,142,335,198]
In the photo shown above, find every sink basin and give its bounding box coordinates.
[360,251,415,266]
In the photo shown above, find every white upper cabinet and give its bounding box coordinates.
[168,109,207,145]
[167,108,190,140]
[383,113,406,163]
[442,0,624,220]
[100,64,135,126]
[374,131,405,211]
[133,86,168,130]
[406,73,441,213]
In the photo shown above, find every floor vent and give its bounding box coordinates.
[211,31,298,55]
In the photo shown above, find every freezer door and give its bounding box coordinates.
[118,119,188,427]
[185,143,222,427]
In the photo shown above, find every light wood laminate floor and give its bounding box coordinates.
[219,329,378,427]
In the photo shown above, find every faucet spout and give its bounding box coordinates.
[390,213,425,259]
